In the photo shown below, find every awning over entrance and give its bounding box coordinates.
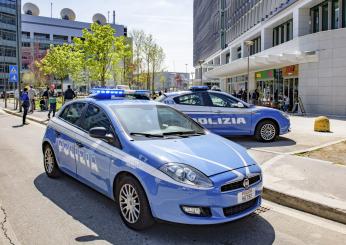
[205,51,319,79]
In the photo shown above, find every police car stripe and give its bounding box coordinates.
[219,140,251,176]
[151,145,245,179]
[48,119,212,190]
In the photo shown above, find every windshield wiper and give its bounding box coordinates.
[162,131,204,136]
[130,132,164,138]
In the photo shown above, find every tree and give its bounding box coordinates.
[142,34,154,90]
[130,30,145,84]
[74,23,130,87]
[150,44,165,93]
[38,43,82,96]
[111,36,133,86]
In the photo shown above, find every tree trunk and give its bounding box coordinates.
[61,79,64,104]
[151,64,155,93]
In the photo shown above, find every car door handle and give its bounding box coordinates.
[76,142,84,148]
[55,131,61,137]
[216,110,223,114]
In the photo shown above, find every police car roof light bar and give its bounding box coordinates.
[189,86,209,91]
[90,89,126,99]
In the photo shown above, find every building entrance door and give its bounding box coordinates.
[283,78,299,112]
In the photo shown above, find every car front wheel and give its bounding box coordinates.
[116,176,155,230]
[43,144,61,178]
[255,120,278,142]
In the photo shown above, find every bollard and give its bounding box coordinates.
[314,116,330,132]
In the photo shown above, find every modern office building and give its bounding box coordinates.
[194,0,346,116]
[21,3,127,87]
[0,0,21,92]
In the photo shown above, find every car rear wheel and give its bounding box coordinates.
[43,144,61,178]
[255,120,278,142]
[116,176,154,230]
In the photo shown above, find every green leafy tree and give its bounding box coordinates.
[38,43,82,96]
[150,44,165,93]
[74,23,130,87]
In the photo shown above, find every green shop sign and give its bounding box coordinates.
[255,70,274,81]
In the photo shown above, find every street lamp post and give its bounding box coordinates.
[244,40,254,103]
[198,60,204,86]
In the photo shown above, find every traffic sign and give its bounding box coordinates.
[9,65,18,83]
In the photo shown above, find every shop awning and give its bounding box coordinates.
[205,51,319,79]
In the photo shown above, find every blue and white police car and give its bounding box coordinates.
[157,86,290,142]
[42,89,262,230]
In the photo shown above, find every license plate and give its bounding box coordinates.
[237,188,255,204]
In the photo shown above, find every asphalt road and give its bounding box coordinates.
[0,110,345,245]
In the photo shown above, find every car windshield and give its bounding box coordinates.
[111,104,205,138]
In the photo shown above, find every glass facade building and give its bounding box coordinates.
[0,0,20,92]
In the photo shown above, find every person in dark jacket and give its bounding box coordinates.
[64,85,76,103]
[21,88,30,125]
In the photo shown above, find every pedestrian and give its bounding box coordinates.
[42,87,49,111]
[28,85,36,113]
[48,87,57,119]
[21,87,30,125]
[283,95,290,112]
[64,85,76,103]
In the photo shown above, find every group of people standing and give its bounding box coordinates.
[20,85,76,126]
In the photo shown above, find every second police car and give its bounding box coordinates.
[42,89,262,230]
[158,86,290,142]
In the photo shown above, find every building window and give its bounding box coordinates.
[249,36,261,56]
[0,29,16,41]
[311,6,320,33]
[22,31,30,39]
[226,52,230,64]
[34,33,50,41]
[0,12,16,25]
[22,42,30,47]
[322,3,329,31]
[344,0,346,27]
[236,46,242,59]
[332,0,339,29]
[273,19,293,47]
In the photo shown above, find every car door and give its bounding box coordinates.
[77,104,116,194]
[172,92,213,127]
[55,102,86,176]
[206,92,252,135]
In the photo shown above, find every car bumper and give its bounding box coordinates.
[148,174,262,225]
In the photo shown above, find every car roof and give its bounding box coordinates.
[164,90,228,98]
[74,98,162,107]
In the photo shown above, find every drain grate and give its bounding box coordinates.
[253,206,271,216]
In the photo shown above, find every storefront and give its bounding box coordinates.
[226,75,248,98]
[256,65,299,111]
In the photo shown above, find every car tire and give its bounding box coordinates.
[43,144,61,178]
[116,176,155,230]
[255,120,278,142]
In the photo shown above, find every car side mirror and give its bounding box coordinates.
[89,127,121,148]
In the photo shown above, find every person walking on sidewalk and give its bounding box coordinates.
[28,85,36,113]
[48,87,57,119]
[21,87,30,125]
[64,85,76,103]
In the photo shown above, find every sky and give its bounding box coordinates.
[22,0,194,74]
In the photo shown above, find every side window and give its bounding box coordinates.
[209,93,239,108]
[82,104,112,133]
[59,103,85,126]
[173,93,204,106]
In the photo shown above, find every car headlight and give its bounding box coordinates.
[159,163,213,188]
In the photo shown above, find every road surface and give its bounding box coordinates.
[0,110,345,245]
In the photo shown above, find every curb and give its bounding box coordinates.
[263,187,346,225]
[1,108,47,125]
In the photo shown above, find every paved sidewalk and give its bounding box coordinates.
[0,100,49,124]
[262,154,346,224]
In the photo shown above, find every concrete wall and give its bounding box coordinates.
[299,28,346,116]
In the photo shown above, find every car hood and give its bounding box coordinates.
[131,134,256,177]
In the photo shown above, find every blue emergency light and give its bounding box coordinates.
[189,86,209,91]
[90,89,126,99]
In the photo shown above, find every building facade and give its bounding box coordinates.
[194,0,346,116]
[0,0,21,92]
[21,4,127,89]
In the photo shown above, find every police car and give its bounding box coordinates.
[158,86,290,142]
[42,89,262,230]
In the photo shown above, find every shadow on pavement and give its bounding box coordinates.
[226,136,296,149]
[34,173,275,244]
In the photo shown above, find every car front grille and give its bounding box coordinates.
[221,175,261,192]
[223,197,258,217]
